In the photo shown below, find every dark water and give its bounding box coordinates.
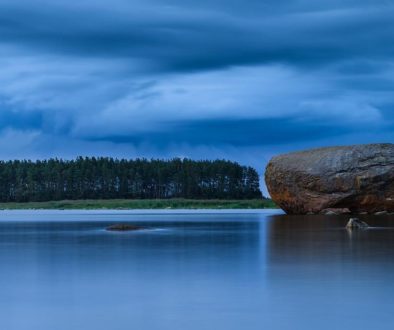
[0,210,394,330]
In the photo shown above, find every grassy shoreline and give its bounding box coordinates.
[0,198,277,210]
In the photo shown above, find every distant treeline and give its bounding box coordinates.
[0,157,262,202]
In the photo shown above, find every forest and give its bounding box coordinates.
[0,157,262,202]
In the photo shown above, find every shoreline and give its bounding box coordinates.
[0,209,283,215]
[0,198,277,211]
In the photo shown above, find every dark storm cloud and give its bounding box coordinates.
[0,106,43,130]
[0,0,393,72]
[86,118,354,146]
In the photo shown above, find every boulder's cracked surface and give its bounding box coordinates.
[265,143,394,214]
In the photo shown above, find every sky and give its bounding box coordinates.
[1,0,394,193]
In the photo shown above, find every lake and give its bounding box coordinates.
[0,209,393,330]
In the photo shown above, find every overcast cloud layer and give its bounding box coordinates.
[1,0,394,191]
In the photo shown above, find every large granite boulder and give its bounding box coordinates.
[265,143,394,214]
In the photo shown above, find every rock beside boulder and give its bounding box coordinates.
[374,211,388,216]
[320,208,351,215]
[265,143,394,214]
[346,218,369,229]
[106,224,144,231]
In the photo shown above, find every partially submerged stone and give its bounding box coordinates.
[346,218,369,230]
[265,143,394,214]
[320,208,351,215]
[374,211,388,216]
[323,210,337,216]
[106,224,144,231]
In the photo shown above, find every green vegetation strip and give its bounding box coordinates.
[0,199,277,210]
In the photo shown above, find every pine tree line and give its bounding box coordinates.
[0,157,262,202]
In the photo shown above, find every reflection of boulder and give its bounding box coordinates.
[266,215,347,264]
[265,143,394,214]
[266,215,394,266]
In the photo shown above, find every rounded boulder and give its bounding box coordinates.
[265,143,394,214]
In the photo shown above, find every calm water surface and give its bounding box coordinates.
[0,209,393,330]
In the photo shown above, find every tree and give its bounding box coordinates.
[0,157,263,202]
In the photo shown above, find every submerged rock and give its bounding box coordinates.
[265,143,394,214]
[320,208,351,215]
[106,224,144,231]
[322,210,337,216]
[374,211,388,216]
[346,218,369,229]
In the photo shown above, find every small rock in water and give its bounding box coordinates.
[323,210,338,216]
[321,208,351,215]
[374,211,388,215]
[346,218,369,230]
[106,224,144,231]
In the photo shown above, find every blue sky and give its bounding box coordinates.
[1,0,394,190]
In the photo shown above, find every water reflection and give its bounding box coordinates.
[0,211,393,330]
[267,214,394,265]
[265,214,394,330]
